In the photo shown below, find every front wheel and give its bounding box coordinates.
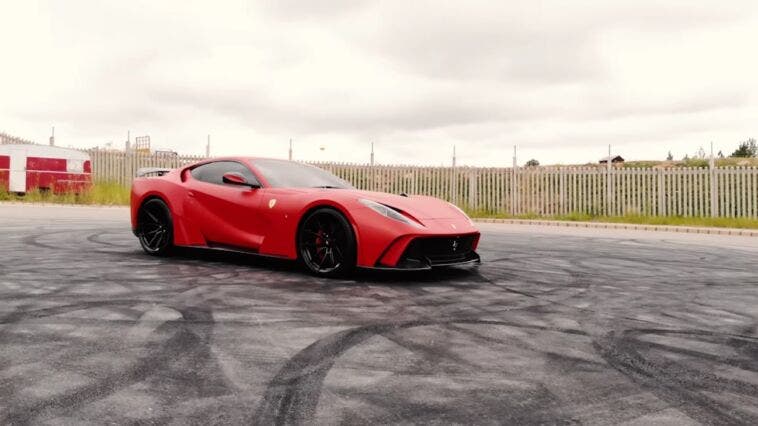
[298,208,356,277]
[137,198,174,256]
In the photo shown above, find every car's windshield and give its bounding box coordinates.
[251,159,354,189]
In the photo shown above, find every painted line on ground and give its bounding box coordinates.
[473,218,758,237]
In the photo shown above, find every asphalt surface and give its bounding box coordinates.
[1,204,758,425]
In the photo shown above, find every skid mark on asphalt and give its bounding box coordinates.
[86,230,132,248]
[0,304,228,425]
[3,216,758,423]
[252,319,586,425]
[594,328,758,424]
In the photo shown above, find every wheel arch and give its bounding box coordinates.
[135,194,171,233]
[295,203,360,261]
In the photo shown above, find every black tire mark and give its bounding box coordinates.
[594,328,758,425]
[21,231,66,250]
[86,230,129,247]
[0,304,228,425]
[252,319,585,425]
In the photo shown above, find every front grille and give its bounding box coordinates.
[402,235,477,266]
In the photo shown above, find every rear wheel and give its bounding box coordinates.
[298,208,356,277]
[137,198,174,256]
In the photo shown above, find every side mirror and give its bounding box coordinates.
[222,172,260,188]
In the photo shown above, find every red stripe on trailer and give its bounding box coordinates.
[0,145,91,194]
[0,155,8,192]
[26,171,92,193]
[27,157,67,172]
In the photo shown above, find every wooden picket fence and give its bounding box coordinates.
[87,150,758,218]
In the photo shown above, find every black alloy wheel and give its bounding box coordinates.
[298,208,356,277]
[137,198,174,256]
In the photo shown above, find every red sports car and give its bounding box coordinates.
[131,157,480,277]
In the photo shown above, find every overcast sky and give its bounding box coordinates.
[1,1,756,166]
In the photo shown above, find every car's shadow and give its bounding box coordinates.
[169,246,481,286]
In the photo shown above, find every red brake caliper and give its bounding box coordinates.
[316,230,326,262]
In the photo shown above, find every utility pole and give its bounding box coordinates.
[49,126,55,146]
[606,144,612,215]
[607,144,612,171]
[289,139,293,161]
[511,145,517,215]
[709,141,715,169]
[125,130,131,152]
[710,141,717,217]
[512,145,517,169]
[368,142,376,191]
[206,135,211,158]
[451,145,457,204]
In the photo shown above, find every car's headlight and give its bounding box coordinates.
[448,202,474,225]
[359,199,423,228]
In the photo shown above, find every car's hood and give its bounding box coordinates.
[351,190,461,220]
[277,187,467,220]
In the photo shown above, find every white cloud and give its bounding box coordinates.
[1,0,756,166]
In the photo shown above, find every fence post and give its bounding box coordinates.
[510,166,517,215]
[710,161,718,217]
[605,166,611,215]
[657,168,665,216]
[468,169,478,211]
[450,166,457,204]
[559,168,566,215]
[371,163,377,192]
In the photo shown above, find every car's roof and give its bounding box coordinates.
[197,156,296,164]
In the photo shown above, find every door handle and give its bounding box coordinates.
[188,191,196,198]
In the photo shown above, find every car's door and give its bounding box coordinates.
[183,161,265,250]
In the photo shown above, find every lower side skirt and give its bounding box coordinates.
[180,242,291,260]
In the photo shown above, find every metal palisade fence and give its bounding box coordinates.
[87,150,758,218]
[87,149,205,185]
[316,163,758,218]
[0,132,37,145]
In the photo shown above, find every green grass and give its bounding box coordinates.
[0,181,130,206]
[2,183,756,229]
[621,158,758,169]
[468,210,758,230]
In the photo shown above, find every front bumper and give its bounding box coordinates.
[372,234,482,270]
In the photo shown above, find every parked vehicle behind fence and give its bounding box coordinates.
[0,144,92,194]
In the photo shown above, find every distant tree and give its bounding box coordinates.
[696,146,706,159]
[666,151,673,161]
[731,138,757,158]
[525,159,540,167]
[717,150,724,158]
[683,154,690,161]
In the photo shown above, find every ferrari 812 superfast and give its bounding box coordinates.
[130,158,480,277]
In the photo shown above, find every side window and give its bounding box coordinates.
[190,161,260,186]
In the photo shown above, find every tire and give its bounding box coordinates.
[297,208,356,277]
[137,198,174,256]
